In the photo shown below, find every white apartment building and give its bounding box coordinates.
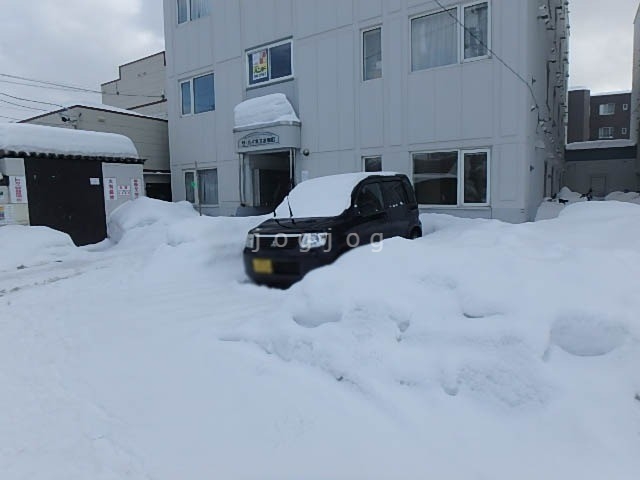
[164,0,568,222]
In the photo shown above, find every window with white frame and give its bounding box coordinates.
[623,103,629,111]
[184,171,196,203]
[464,2,489,59]
[363,156,382,172]
[363,27,382,81]
[622,127,628,135]
[197,169,219,205]
[412,150,490,206]
[599,103,615,115]
[411,1,490,72]
[177,0,210,24]
[598,127,614,139]
[180,73,215,115]
[184,169,219,205]
[247,40,293,87]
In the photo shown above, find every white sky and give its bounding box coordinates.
[0,0,637,122]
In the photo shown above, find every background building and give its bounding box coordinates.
[567,88,631,143]
[164,0,568,222]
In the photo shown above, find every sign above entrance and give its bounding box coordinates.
[238,132,280,150]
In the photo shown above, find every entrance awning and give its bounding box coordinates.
[233,93,301,154]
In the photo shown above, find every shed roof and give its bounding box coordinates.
[0,123,141,163]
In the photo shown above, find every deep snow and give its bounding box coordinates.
[1,199,639,479]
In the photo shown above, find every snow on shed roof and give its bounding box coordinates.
[566,139,637,151]
[234,93,300,129]
[0,123,139,160]
[22,101,166,122]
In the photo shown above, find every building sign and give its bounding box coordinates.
[118,185,131,197]
[9,176,27,204]
[250,49,268,83]
[90,177,101,186]
[104,178,117,201]
[131,178,142,199]
[238,132,280,150]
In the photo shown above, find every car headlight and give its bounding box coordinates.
[245,233,255,249]
[300,232,328,249]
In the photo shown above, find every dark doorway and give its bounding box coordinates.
[146,182,172,202]
[259,169,290,208]
[25,157,107,246]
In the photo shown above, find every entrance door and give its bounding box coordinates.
[25,157,107,246]
[244,151,292,213]
[589,175,607,198]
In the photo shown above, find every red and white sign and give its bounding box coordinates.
[104,178,117,201]
[9,176,28,204]
[131,178,142,199]
[118,185,131,197]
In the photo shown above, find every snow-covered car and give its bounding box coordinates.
[243,172,422,287]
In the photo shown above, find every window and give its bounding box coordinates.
[463,151,488,204]
[184,171,196,203]
[247,40,293,86]
[623,103,629,111]
[185,169,219,205]
[412,9,457,71]
[622,127,628,135]
[363,28,382,81]
[356,183,384,216]
[180,73,215,115]
[412,150,490,206]
[178,0,210,24]
[464,2,489,60]
[363,156,382,172]
[411,2,490,71]
[381,181,408,209]
[599,103,615,115]
[598,127,614,139]
[197,169,219,205]
[177,0,189,24]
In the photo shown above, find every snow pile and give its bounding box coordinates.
[0,225,79,270]
[107,197,198,243]
[535,186,587,220]
[274,172,396,218]
[234,93,300,128]
[2,199,640,478]
[605,191,640,204]
[0,123,139,159]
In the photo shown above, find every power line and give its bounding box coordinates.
[0,73,164,99]
[432,0,550,120]
[0,92,63,108]
[0,98,47,112]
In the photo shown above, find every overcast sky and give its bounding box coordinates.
[0,0,638,122]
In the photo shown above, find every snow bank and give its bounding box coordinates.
[605,191,640,204]
[0,225,79,270]
[234,93,300,128]
[274,172,396,219]
[0,123,138,158]
[106,197,198,243]
[535,186,588,220]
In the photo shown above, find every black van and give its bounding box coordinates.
[243,172,422,287]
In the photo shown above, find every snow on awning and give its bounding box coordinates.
[0,123,140,161]
[233,93,300,130]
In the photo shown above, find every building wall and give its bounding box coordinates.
[164,0,567,222]
[101,52,168,117]
[565,158,638,196]
[23,107,170,176]
[589,92,631,140]
[567,89,590,143]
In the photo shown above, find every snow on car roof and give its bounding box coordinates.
[0,123,139,159]
[274,172,398,219]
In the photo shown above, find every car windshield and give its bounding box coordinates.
[273,172,396,219]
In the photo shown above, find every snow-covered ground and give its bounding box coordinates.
[1,197,639,479]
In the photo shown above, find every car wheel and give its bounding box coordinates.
[409,228,422,240]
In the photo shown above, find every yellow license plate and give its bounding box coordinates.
[252,258,273,274]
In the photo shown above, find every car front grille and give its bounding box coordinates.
[256,234,302,251]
